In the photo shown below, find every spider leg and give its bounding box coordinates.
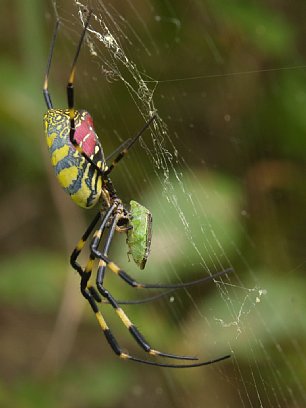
[96,284,198,361]
[62,9,154,178]
[100,288,178,305]
[95,210,119,293]
[71,204,117,302]
[89,232,232,360]
[89,212,180,306]
[122,353,231,368]
[70,211,101,277]
[86,209,203,360]
[100,268,234,305]
[87,207,119,302]
[115,266,233,289]
[82,287,231,368]
[64,11,105,178]
[43,18,60,109]
[90,243,233,290]
[91,217,197,360]
[70,204,117,304]
[66,11,92,120]
[84,221,230,365]
[105,138,132,162]
[104,115,156,176]
[69,205,231,367]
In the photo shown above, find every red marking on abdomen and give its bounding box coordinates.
[74,112,98,157]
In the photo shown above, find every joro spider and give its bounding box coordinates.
[43,11,232,368]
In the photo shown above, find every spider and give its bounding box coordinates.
[43,11,232,368]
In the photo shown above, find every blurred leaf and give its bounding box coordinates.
[0,251,66,312]
[278,72,306,155]
[5,362,134,408]
[60,362,134,407]
[209,0,295,55]
[0,380,11,408]
[247,71,306,160]
[0,60,45,184]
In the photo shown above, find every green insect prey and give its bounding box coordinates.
[127,200,152,270]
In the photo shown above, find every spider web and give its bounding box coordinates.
[51,0,306,407]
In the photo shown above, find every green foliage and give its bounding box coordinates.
[0,363,133,408]
[208,0,295,55]
[0,251,66,311]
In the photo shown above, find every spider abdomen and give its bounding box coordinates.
[44,108,105,208]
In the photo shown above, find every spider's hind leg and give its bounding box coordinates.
[71,203,231,368]
[77,285,231,368]
[90,219,198,362]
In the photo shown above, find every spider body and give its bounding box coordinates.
[44,108,105,208]
[42,11,232,368]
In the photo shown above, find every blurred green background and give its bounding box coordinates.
[0,0,306,407]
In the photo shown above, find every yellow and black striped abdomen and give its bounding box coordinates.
[44,109,105,209]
